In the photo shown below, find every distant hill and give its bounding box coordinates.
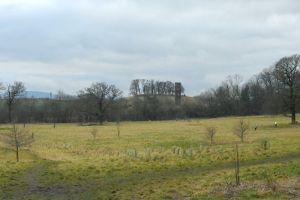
[24,91,53,99]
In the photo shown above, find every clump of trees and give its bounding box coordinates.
[78,82,122,124]
[198,54,300,124]
[130,79,184,96]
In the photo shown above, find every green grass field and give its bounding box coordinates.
[0,115,299,199]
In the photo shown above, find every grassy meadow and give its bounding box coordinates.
[0,115,299,199]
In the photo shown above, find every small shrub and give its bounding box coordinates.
[261,139,270,150]
[253,124,258,131]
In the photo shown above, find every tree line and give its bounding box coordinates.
[0,54,299,124]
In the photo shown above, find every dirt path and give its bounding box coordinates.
[27,165,43,194]
[23,163,70,199]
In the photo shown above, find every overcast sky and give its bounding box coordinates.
[0,0,299,95]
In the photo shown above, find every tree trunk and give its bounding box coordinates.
[235,144,240,186]
[8,104,12,123]
[16,146,19,162]
[290,87,296,124]
[98,99,104,125]
[291,108,296,124]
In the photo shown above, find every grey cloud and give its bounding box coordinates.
[0,0,300,95]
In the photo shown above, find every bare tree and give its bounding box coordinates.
[234,119,249,143]
[90,128,98,140]
[55,89,67,100]
[5,82,26,123]
[206,126,216,145]
[0,124,34,162]
[78,82,122,124]
[227,74,243,101]
[274,54,300,124]
[130,79,141,96]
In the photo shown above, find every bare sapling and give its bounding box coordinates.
[206,126,217,145]
[234,119,249,143]
[0,124,34,162]
[90,128,98,140]
[116,121,120,138]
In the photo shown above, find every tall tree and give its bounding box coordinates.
[5,82,26,123]
[274,54,300,124]
[78,82,122,124]
[130,79,141,96]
